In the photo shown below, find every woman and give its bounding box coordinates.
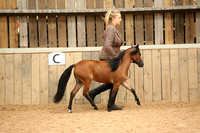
[89,9,123,111]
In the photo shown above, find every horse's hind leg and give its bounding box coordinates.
[68,77,83,113]
[83,81,98,110]
[107,84,120,112]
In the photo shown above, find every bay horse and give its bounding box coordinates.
[54,44,144,113]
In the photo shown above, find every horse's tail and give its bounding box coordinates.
[54,64,75,103]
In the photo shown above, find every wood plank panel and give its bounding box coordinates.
[125,0,134,46]
[161,50,171,101]
[14,54,23,104]
[188,49,198,101]
[152,50,161,101]
[8,0,18,48]
[185,0,195,44]
[5,55,14,104]
[19,0,28,47]
[67,16,76,47]
[77,1,86,47]
[48,0,57,47]
[197,0,200,101]
[57,0,67,47]
[0,55,5,105]
[38,0,47,47]
[125,14,134,45]
[40,54,48,104]
[164,0,173,44]
[28,0,38,48]
[105,0,113,8]
[196,0,200,43]
[86,16,95,46]
[135,0,144,45]
[198,49,200,101]
[143,50,152,102]
[170,50,180,101]
[96,17,104,47]
[179,50,189,101]
[175,1,184,44]
[144,0,153,45]
[32,54,40,104]
[86,0,95,47]
[154,0,163,45]
[22,54,32,104]
[96,0,104,47]
[67,0,76,47]
[0,0,8,48]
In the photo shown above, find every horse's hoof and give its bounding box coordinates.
[94,106,98,110]
[107,108,112,112]
[69,109,72,113]
[137,101,141,106]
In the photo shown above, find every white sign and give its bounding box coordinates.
[48,52,65,65]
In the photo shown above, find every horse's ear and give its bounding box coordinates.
[131,43,134,47]
[135,44,139,49]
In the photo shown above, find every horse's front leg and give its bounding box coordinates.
[121,82,140,106]
[83,81,98,110]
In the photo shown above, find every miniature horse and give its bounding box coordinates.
[54,45,144,112]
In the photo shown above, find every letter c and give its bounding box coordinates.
[53,54,60,63]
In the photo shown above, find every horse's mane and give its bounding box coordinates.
[108,47,139,72]
[108,51,125,72]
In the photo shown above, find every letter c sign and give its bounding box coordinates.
[48,52,65,65]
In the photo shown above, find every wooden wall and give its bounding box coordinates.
[0,0,200,48]
[0,45,199,105]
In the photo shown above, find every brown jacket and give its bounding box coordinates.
[99,23,123,60]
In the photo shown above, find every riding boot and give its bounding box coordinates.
[89,83,113,102]
[108,89,122,111]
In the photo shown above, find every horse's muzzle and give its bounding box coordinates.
[138,61,144,67]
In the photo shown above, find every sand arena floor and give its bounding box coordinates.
[0,102,200,133]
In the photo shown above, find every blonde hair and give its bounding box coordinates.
[104,9,120,27]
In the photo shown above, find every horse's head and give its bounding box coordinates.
[130,44,144,67]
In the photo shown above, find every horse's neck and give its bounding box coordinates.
[120,52,132,72]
